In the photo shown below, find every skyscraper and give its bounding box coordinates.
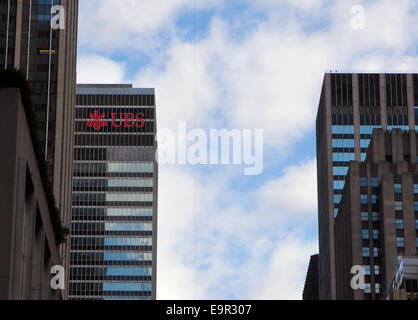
[69,84,158,300]
[334,128,418,299]
[316,72,418,299]
[0,0,79,297]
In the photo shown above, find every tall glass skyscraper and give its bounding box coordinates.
[316,73,418,299]
[69,84,158,300]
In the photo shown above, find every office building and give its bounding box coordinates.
[316,73,418,299]
[303,254,319,300]
[386,256,418,300]
[334,129,418,300]
[69,84,158,300]
[0,0,79,297]
[0,86,62,299]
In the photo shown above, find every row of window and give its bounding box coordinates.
[72,207,153,217]
[74,162,154,174]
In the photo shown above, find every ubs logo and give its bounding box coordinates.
[87,110,145,131]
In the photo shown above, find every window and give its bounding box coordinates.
[334,180,345,190]
[374,265,380,275]
[333,167,349,176]
[334,194,342,204]
[372,230,379,240]
[361,194,368,204]
[363,265,371,275]
[371,177,378,187]
[395,219,404,230]
[362,230,369,239]
[362,247,370,257]
[373,248,379,257]
[395,201,403,211]
[361,212,369,221]
[415,202,418,211]
[360,177,368,187]
[396,237,405,248]
[414,184,418,193]
[416,219,418,229]
[372,212,379,221]
[375,283,380,294]
[364,283,371,293]
[371,194,377,204]
[394,183,402,193]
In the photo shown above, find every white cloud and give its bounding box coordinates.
[77,55,126,84]
[76,0,418,300]
[156,159,318,299]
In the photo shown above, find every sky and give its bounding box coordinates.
[76,0,418,299]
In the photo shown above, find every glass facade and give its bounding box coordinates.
[69,86,157,300]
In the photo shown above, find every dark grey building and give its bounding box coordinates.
[303,254,319,300]
[69,84,158,300]
[316,72,418,299]
[0,87,62,300]
[0,0,79,297]
[334,129,418,300]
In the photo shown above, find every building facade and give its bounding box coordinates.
[316,73,418,299]
[0,0,79,296]
[0,87,62,300]
[303,254,319,300]
[69,84,158,300]
[334,129,418,300]
[386,256,418,300]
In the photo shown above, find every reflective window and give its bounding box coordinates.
[371,194,377,204]
[103,282,152,292]
[371,177,378,187]
[105,223,152,232]
[104,237,152,246]
[107,208,153,217]
[333,167,349,176]
[108,179,153,188]
[414,184,418,193]
[332,139,355,148]
[414,202,418,211]
[332,153,356,162]
[395,201,403,211]
[360,126,380,135]
[105,268,152,276]
[372,230,379,240]
[333,180,345,190]
[361,212,369,221]
[363,265,371,275]
[332,125,354,134]
[106,193,153,202]
[334,194,342,204]
[362,230,369,239]
[395,219,404,230]
[360,194,368,204]
[104,252,152,261]
[374,248,379,257]
[107,162,154,173]
[372,212,379,221]
[360,177,367,187]
[361,153,367,161]
[360,139,370,148]
[394,183,402,193]
[362,247,370,257]
[396,237,405,248]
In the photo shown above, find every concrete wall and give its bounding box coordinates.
[0,88,62,300]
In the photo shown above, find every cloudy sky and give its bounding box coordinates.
[76,0,418,299]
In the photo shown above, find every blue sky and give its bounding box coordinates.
[76,0,418,299]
